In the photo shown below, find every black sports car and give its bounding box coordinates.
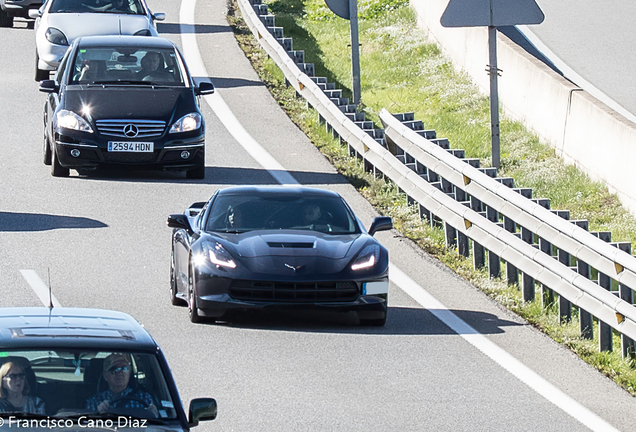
[39,35,214,178]
[167,186,393,326]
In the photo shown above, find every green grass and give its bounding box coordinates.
[228,0,636,395]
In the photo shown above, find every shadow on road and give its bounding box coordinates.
[192,306,523,336]
[71,166,349,186]
[157,22,232,35]
[0,212,108,232]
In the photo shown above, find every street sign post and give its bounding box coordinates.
[441,0,544,168]
[324,0,361,107]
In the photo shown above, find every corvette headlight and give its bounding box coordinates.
[351,244,380,271]
[169,113,201,133]
[55,110,93,133]
[207,242,236,269]
[45,27,68,45]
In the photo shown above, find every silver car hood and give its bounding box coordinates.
[46,13,153,41]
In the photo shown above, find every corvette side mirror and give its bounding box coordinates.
[368,216,392,236]
[167,214,193,234]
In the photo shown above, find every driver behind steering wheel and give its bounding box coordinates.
[85,353,158,416]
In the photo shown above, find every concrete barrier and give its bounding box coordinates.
[410,0,636,215]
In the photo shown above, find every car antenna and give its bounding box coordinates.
[48,268,54,309]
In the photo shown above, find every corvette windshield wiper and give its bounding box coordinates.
[91,80,153,85]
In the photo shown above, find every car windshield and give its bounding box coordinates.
[49,0,146,14]
[205,194,360,234]
[70,47,185,86]
[0,350,178,422]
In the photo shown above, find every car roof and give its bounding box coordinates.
[0,307,158,352]
[75,35,177,50]
[215,186,343,199]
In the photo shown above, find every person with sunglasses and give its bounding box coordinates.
[0,361,45,414]
[86,353,157,416]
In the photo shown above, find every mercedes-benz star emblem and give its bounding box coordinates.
[123,124,139,138]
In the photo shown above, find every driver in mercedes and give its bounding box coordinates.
[86,353,158,416]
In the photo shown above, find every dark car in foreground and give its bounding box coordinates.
[0,307,216,430]
[39,35,214,179]
[167,186,393,326]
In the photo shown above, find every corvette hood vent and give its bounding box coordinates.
[267,242,314,249]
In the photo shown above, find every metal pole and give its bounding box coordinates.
[349,0,361,107]
[488,25,500,169]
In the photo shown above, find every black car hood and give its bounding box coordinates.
[63,87,193,122]
[220,231,360,259]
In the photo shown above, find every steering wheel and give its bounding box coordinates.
[110,395,151,408]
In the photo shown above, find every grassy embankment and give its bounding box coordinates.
[227,0,636,394]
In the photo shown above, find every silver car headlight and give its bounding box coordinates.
[55,110,93,133]
[169,113,201,133]
[45,27,69,46]
[351,244,380,271]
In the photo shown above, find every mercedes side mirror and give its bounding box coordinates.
[188,398,217,427]
[195,81,215,96]
[38,80,58,93]
[152,12,165,21]
[368,216,392,236]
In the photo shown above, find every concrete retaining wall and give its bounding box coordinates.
[411,0,636,215]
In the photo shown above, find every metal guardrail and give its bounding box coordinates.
[236,0,636,355]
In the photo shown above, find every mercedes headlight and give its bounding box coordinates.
[169,113,201,133]
[351,244,380,271]
[55,110,93,133]
[45,27,68,45]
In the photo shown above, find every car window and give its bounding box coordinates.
[0,350,178,421]
[49,0,146,15]
[205,195,360,234]
[70,47,185,86]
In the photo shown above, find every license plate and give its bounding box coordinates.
[107,142,154,152]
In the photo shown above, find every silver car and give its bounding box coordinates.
[30,0,164,81]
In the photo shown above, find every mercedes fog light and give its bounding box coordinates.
[70,149,80,158]
[180,151,190,159]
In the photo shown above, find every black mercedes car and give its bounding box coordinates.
[39,35,214,178]
[0,307,217,430]
[167,186,393,326]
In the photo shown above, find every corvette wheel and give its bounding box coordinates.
[51,147,69,177]
[170,250,186,306]
[188,263,204,323]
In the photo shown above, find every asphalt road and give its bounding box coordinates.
[521,0,636,122]
[1,0,636,430]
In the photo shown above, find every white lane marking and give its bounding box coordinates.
[179,1,298,186]
[20,270,63,308]
[179,3,621,431]
[390,265,618,432]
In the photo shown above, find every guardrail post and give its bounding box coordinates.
[445,222,457,248]
[458,232,470,258]
[558,249,572,322]
[504,216,518,286]
[520,226,535,301]
[485,207,500,277]
[598,270,613,352]
[539,237,554,307]
[612,242,636,359]
[577,259,593,339]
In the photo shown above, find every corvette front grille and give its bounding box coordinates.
[96,119,166,138]
[229,281,359,303]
